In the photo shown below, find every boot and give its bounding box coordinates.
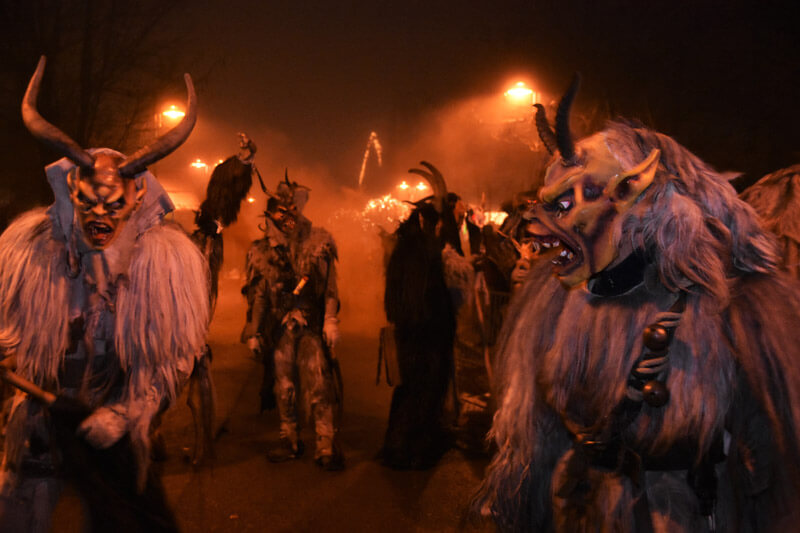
[267,438,304,463]
[314,435,344,471]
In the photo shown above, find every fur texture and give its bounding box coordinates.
[380,203,456,469]
[740,164,800,279]
[0,208,209,477]
[0,209,70,385]
[196,156,253,229]
[475,121,800,531]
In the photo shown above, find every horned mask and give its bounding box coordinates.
[22,56,196,250]
[530,75,660,287]
[264,171,310,234]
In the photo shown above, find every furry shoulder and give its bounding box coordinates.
[0,208,70,383]
[114,220,210,401]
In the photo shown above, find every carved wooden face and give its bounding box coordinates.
[533,132,660,287]
[67,152,146,249]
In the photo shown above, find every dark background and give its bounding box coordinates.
[1,0,798,227]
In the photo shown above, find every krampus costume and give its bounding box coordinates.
[0,58,208,531]
[184,133,263,466]
[379,162,466,470]
[475,76,800,531]
[740,164,800,279]
[241,174,343,470]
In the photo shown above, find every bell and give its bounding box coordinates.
[642,380,669,407]
[643,324,670,352]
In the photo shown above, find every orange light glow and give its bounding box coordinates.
[504,82,537,104]
[415,182,428,191]
[247,197,256,203]
[398,181,410,190]
[191,158,207,169]
[162,105,186,121]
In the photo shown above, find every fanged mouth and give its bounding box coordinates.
[86,222,114,245]
[525,226,583,273]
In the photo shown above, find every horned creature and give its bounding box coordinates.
[0,56,208,531]
[475,75,800,531]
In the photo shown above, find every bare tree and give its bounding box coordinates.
[0,0,200,225]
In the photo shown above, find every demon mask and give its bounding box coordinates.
[22,56,196,250]
[529,76,660,287]
[265,171,309,234]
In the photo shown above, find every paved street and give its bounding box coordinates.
[52,271,494,532]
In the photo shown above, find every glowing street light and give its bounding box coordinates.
[397,181,410,191]
[247,197,256,203]
[162,104,185,121]
[415,182,428,192]
[504,82,537,105]
[191,158,208,173]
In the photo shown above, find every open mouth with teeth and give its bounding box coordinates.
[524,224,583,275]
[86,221,115,247]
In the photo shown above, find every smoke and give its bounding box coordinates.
[155,88,550,340]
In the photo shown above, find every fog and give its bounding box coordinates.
[154,85,552,337]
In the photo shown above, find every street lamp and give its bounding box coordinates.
[504,82,538,106]
[191,158,208,177]
[158,104,186,128]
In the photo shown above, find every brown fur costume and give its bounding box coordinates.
[740,164,800,279]
[475,121,800,532]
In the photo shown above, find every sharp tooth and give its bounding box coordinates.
[567,251,574,260]
[553,239,560,247]
[543,242,551,248]
[551,258,560,265]
[532,242,541,252]
[560,249,568,257]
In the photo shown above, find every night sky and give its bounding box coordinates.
[2,0,799,214]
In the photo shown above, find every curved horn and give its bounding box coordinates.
[118,73,197,177]
[533,103,557,155]
[22,56,94,169]
[555,73,581,166]
[408,160,448,211]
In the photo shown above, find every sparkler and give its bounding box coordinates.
[357,131,383,187]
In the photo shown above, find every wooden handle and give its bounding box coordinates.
[0,366,57,405]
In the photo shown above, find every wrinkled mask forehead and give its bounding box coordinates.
[540,133,623,203]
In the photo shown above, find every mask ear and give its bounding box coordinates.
[134,177,147,208]
[66,167,79,194]
[606,148,660,211]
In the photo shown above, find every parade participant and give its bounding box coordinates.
[475,76,800,531]
[241,172,343,470]
[185,132,263,465]
[0,57,208,531]
[380,162,471,469]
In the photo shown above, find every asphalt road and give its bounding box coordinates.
[52,275,494,533]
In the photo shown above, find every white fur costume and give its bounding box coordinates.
[0,155,209,531]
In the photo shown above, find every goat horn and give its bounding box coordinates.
[534,104,557,155]
[408,160,448,212]
[119,73,197,177]
[555,73,581,166]
[22,56,94,169]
